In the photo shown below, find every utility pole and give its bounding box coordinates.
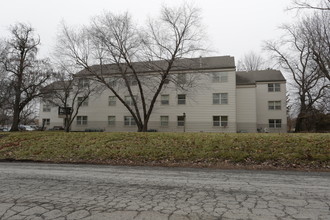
[183,112,186,132]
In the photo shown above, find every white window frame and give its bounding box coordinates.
[160,116,169,126]
[124,96,136,106]
[108,96,116,106]
[269,119,281,128]
[177,94,186,105]
[212,72,228,83]
[77,116,88,125]
[213,93,228,105]
[268,101,281,110]
[161,95,169,105]
[213,116,228,127]
[124,116,136,126]
[78,78,89,88]
[108,116,116,126]
[268,83,281,92]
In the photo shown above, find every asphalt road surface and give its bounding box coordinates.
[0,162,329,220]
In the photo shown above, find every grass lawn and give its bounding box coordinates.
[0,132,329,170]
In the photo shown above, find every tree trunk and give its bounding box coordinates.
[10,88,22,132]
[142,122,148,132]
[295,113,304,132]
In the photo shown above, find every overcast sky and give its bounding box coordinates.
[0,0,297,62]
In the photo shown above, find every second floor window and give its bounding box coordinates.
[268,101,281,110]
[213,93,228,104]
[161,95,169,105]
[77,116,88,125]
[268,83,280,92]
[177,94,186,105]
[108,96,116,106]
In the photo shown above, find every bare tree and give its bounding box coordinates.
[300,12,330,81]
[236,51,265,71]
[42,62,102,132]
[290,0,330,11]
[265,23,329,132]
[0,23,52,131]
[56,3,206,132]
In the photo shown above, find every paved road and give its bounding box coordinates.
[0,163,329,220]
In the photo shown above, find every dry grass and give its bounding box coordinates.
[0,132,329,170]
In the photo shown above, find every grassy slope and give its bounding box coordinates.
[0,132,329,170]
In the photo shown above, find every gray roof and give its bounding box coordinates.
[75,56,235,76]
[42,80,72,91]
[236,70,286,85]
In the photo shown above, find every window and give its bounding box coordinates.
[268,101,281,110]
[269,119,281,128]
[43,104,51,112]
[77,116,88,125]
[124,116,136,126]
[268,83,280,92]
[160,116,169,126]
[177,116,185,126]
[125,96,136,106]
[108,116,116,126]
[78,78,89,88]
[42,118,50,126]
[77,97,88,106]
[212,72,228,83]
[161,95,169,105]
[213,93,228,104]
[177,74,187,84]
[213,116,228,127]
[108,96,116,106]
[178,94,186,105]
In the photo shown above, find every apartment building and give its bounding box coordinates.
[39,56,287,133]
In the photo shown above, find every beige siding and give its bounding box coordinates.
[39,103,64,129]
[256,82,287,132]
[236,86,257,132]
[39,69,287,133]
[70,70,237,132]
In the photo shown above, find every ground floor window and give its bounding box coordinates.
[42,118,50,126]
[77,116,88,125]
[177,115,185,126]
[160,116,169,126]
[269,119,281,128]
[108,116,116,126]
[124,116,136,126]
[213,116,228,127]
